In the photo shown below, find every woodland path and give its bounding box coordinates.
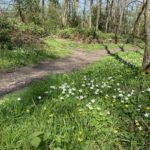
[0,47,136,97]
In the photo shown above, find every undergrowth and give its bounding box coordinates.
[57,28,144,45]
[0,38,73,70]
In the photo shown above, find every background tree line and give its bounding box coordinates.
[0,0,146,36]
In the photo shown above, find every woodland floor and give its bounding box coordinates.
[0,46,137,97]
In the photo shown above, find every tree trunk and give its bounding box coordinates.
[62,0,69,26]
[113,0,119,44]
[15,0,25,22]
[132,1,146,35]
[83,0,86,27]
[109,0,114,32]
[96,0,101,31]
[74,0,78,18]
[114,0,119,33]
[118,0,127,33]
[89,0,93,29]
[42,0,45,28]
[105,0,111,32]
[143,0,150,73]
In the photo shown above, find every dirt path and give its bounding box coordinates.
[0,48,133,96]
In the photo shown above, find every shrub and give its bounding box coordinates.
[13,21,45,36]
[0,17,13,50]
[58,28,116,43]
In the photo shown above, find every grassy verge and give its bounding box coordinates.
[0,35,144,71]
[53,38,142,53]
[79,43,136,52]
[0,38,73,71]
[0,51,150,149]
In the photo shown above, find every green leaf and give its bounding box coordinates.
[30,131,44,138]
[53,147,63,150]
[43,132,51,141]
[30,137,41,148]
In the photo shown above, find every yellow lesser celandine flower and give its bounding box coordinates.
[112,99,116,103]
[78,137,83,142]
[146,106,150,110]
[111,104,114,107]
[78,108,84,112]
[26,109,30,113]
[49,114,54,118]
[105,95,109,98]
[113,129,118,134]
[64,74,68,77]
[125,104,129,108]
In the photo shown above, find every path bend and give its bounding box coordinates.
[0,48,134,97]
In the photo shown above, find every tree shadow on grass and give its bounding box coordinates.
[117,44,144,56]
[133,44,144,56]
[135,50,143,56]
[104,45,139,70]
[136,44,144,50]
[117,44,125,52]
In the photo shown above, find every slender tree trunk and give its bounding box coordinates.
[96,0,101,31]
[89,0,93,28]
[109,0,114,32]
[105,0,111,32]
[132,1,147,35]
[62,0,69,26]
[83,0,86,27]
[15,0,25,22]
[74,0,78,19]
[114,0,119,33]
[42,0,45,28]
[113,0,119,44]
[118,0,127,33]
[143,0,150,73]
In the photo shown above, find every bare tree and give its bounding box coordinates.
[105,0,111,32]
[114,0,119,33]
[109,0,114,32]
[132,1,147,35]
[42,0,45,28]
[112,0,119,43]
[118,0,127,33]
[96,0,101,31]
[83,0,86,27]
[89,0,93,28]
[143,0,150,73]
[15,0,25,22]
[74,0,78,19]
[62,0,69,26]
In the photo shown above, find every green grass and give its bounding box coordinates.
[79,43,135,52]
[0,34,144,71]
[58,28,145,45]
[51,37,137,53]
[44,38,75,57]
[0,38,74,71]
[0,50,150,149]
